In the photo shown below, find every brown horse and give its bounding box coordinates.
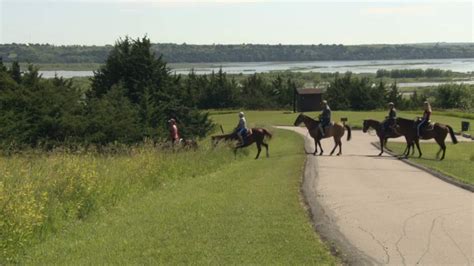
[294,114,351,156]
[394,117,458,160]
[362,119,416,156]
[212,128,272,159]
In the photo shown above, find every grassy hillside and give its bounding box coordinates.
[0,143,235,263]
[19,130,336,264]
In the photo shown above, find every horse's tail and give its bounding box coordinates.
[447,125,458,144]
[344,124,352,141]
[261,128,272,139]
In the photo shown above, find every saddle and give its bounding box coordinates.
[426,122,435,131]
[246,128,253,136]
[416,120,434,131]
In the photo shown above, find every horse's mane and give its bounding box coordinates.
[300,114,319,123]
[365,119,380,124]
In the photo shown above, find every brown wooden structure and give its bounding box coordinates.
[294,88,324,112]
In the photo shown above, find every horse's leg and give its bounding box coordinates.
[379,136,384,156]
[261,142,269,158]
[400,141,409,156]
[318,140,324,155]
[313,138,318,155]
[337,139,343,156]
[401,139,411,158]
[330,137,338,156]
[414,139,422,158]
[255,142,262,159]
[435,137,446,160]
[402,137,412,157]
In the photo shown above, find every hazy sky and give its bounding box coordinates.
[0,0,472,45]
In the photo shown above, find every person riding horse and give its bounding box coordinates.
[382,102,397,137]
[235,112,248,145]
[416,101,432,138]
[318,100,331,137]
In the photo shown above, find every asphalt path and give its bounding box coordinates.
[278,127,473,265]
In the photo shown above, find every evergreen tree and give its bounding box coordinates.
[0,57,7,73]
[89,36,213,141]
[386,81,402,106]
[9,61,21,84]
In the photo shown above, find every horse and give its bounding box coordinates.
[362,119,416,156]
[211,128,272,159]
[179,139,198,150]
[294,113,351,156]
[393,117,458,160]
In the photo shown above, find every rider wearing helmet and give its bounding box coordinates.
[235,112,248,145]
[383,102,397,135]
[318,100,331,137]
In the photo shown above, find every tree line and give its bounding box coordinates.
[0,37,299,150]
[1,42,473,64]
[376,68,456,78]
[325,72,474,111]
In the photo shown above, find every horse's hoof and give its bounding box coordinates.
[378,153,383,156]
[337,153,341,156]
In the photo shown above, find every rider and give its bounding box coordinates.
[318,100,331,137]
[168,118,180,144]
[417,101,432,138]
[235,112,248,145]
[383,102,397,136]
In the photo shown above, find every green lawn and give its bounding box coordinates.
[388,142,474,186]
[210,110,474,135]
[21,130,336,264]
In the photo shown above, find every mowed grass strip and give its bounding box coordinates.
[388,142,474,185]
[22,130,336,264]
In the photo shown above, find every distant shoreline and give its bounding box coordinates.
[29,58,474,77]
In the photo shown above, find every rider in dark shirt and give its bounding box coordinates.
[383,102,397,135]
[318,100,331,137]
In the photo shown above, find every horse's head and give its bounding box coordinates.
[294,113,305,126]
[362,120,369,133]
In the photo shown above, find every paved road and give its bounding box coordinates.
[278,127,473,265]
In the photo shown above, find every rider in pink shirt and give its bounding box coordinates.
[168,118,180,144]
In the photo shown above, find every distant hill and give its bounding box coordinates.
[1,43,473,64]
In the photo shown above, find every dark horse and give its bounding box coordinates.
[394,118,458,160]
[294,114,351,156]
[362,119,416,156]
[211,128,272,159]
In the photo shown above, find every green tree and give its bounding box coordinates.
[89,36,213,141]
[9,61,21,84]
[385,82,402,106]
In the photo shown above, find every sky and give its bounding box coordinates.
[0,0,472,45]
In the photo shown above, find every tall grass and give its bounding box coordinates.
[0,142,234,263]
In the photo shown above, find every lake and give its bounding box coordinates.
[39,58,473,78]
